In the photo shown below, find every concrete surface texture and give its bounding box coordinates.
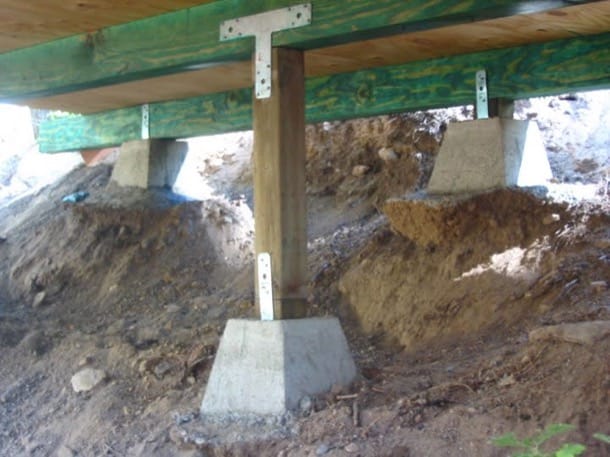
[111,139,187,188]
[201,318,357,416]
[427,118,552,194]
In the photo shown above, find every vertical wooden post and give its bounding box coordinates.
[489,98,515,119]
[252,48,307,319]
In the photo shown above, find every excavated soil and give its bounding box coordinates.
[0,111,609,457]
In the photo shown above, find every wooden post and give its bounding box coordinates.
[488,98,515,119]
[252,48,307,319]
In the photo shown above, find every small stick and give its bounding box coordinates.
[352,400,360,427]
[336,393,358,400]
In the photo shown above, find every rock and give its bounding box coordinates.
[0,236,6,244]
[542,213,561,225]
[345,442,360,453]
[529,321,610,346]
[497,374,516,387]
[190,297,208,311]
[166,304,182,314]
[378,147,398,162]
[71,368,107,392]
[299,395,313,416]
[591,280,607,292]
[153,360,173,379]
[172,411,197,425]
[351,165,370,177]
[316,443,330,455]
[56,445,76,457]
[168,426,190,449]
[32,291,46,308]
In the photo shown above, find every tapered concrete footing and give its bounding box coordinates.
[428,118,552,194]
[200,318,357,417]
[111,139,187,188]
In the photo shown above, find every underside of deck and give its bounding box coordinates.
[0,0,608,151]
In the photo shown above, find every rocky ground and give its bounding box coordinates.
[0,93,609,457]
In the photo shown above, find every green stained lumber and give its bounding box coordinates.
[40,107,141,153]
[39,33,610,153]
[1,0,590,102]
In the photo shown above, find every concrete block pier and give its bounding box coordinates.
[428,118,552,194]
[201,318,357,417]
[111,139,187,189]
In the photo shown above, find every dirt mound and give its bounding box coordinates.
[339,188,608,351]
[384,188,566,247]
[0,164,259,457]
[305,114,442,208]
[2,171,252,317]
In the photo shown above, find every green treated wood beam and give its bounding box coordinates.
[0,0,595,102]
[39,33,610,153]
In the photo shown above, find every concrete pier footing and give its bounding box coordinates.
[428,118,552,194]
[200,318,357,417]
[110,139,187,188]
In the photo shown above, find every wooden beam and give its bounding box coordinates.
[0,0,591,102]
[253,48,307,319]
[40,108,142,152]
[39,33,610,153]
[0,1,215,53]
[19,1,610,114]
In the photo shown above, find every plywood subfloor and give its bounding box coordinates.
[0,0,212,53]
[24,1,610,113]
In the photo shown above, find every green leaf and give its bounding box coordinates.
[554,443,586,457]
[593,433,610,444]
[532,424,575,447]
[492,433,525,448]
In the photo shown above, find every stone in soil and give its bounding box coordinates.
[31,291,46,308]
[71,368,107,392]
[529,321,610,346]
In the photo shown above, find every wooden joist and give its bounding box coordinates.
[0,1,213,53]
[38,32,610,153]
[0,0,596,104]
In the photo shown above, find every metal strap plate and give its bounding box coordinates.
[219,3,312,99]
[476,70,489,119]
[257,252,274,321]
[141,103,150,139]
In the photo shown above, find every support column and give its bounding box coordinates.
[488,98,515,119]
[252,48,307,319]
[200,48,356,419]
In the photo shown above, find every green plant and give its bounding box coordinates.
[492,423,586,457]
[593,433,610,444]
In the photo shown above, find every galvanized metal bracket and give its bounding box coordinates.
[475,70,489,119]
[219,3,312,99]
[141,103,150,139]
[257,252,274,320]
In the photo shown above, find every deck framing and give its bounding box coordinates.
[38,32,610,153]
